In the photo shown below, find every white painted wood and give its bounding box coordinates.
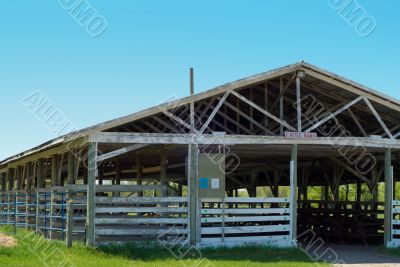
[200,91,230,134]
[201,225,290,235]
[201,197,289,203]
[305,96,363,132]
[95,217,188,225]
[201,215,289,224]
[201,208,289,215]
[96,185,165,193]
[363,97,394,139]
[96,196,187,204]
[230,90,297,131]
[89,132,400,149]
[200,235,292,245]
[96,144,148,162]
[95,207,187,213]
[96,228,188,236]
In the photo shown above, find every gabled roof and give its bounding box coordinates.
[1,61,399,167]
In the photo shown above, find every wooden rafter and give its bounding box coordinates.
[231,90,296,131]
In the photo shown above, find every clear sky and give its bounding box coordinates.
[0,0,399,160]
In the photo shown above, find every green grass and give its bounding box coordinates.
[377,245,400,258]
[0,227,330,267]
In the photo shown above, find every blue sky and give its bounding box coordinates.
[0,0,399,160]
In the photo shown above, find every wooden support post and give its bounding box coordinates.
[16,166,22,190]
[249,171,257,197]
[66,199,74,248]
[51,155,58,186]
[0,173,5,191]
[279,78,284,136]
[67,152,75,185]
[356,179,361,203]
[273,170,279,197]
[384,148,393,246]
[37,159,44,188]
[264,82,269,128]
[320,185,326,200]
[296,76,302,132]
[26,162,32,190]
[188,144,198,245]
[8,168,14,191]
[137,156,143,197]
[98,164,103,185]
[114,161,121,197]
[290,144,298,244]
[372,166,378,208]
[86,143,97,246]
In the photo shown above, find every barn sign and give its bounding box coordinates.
[284,131,318,139]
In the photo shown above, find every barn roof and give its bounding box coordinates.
[1,61,399,167]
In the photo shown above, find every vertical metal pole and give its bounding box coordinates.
[86,142,97,246]
[290,144,298,245]
[384,148,393,246]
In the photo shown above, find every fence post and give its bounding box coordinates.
[14,192,17,233]
[25,192,29,229]
[49,189,54,239]
[66,199,74,248]
[7,192,10,225]
[35,192,39,234]
[61,192,65,240]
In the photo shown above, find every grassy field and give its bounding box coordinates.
[0,228,330,267]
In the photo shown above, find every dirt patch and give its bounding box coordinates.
[0,233,17,247]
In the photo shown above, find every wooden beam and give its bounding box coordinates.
[330,157,371,185]
[305,96,363,133]
[290,144,297,243]
[97,144,148,162]
[280,78,284,136]
[160,151,167,197]
[136,156,143,197]
[67,152,75,185]
[271,73,296,111]
[230,90,296,131]
[200,91,230,134]
[51,155,58,186]
[296,76,302,132]
[37,159,44,188]
[223,100,275,135]
[86,142,97,246]
[347,108,368,137]
[264,82,269,128]
[363,97,394,139]
[188,143,198,245]
[384,148,392,246]
[90,132,400,148]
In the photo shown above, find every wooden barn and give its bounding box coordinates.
[1,61,400,248]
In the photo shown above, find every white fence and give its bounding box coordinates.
[200,197,293,247]
[388,200,400,247]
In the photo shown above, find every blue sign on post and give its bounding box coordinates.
[199,177,209,189]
